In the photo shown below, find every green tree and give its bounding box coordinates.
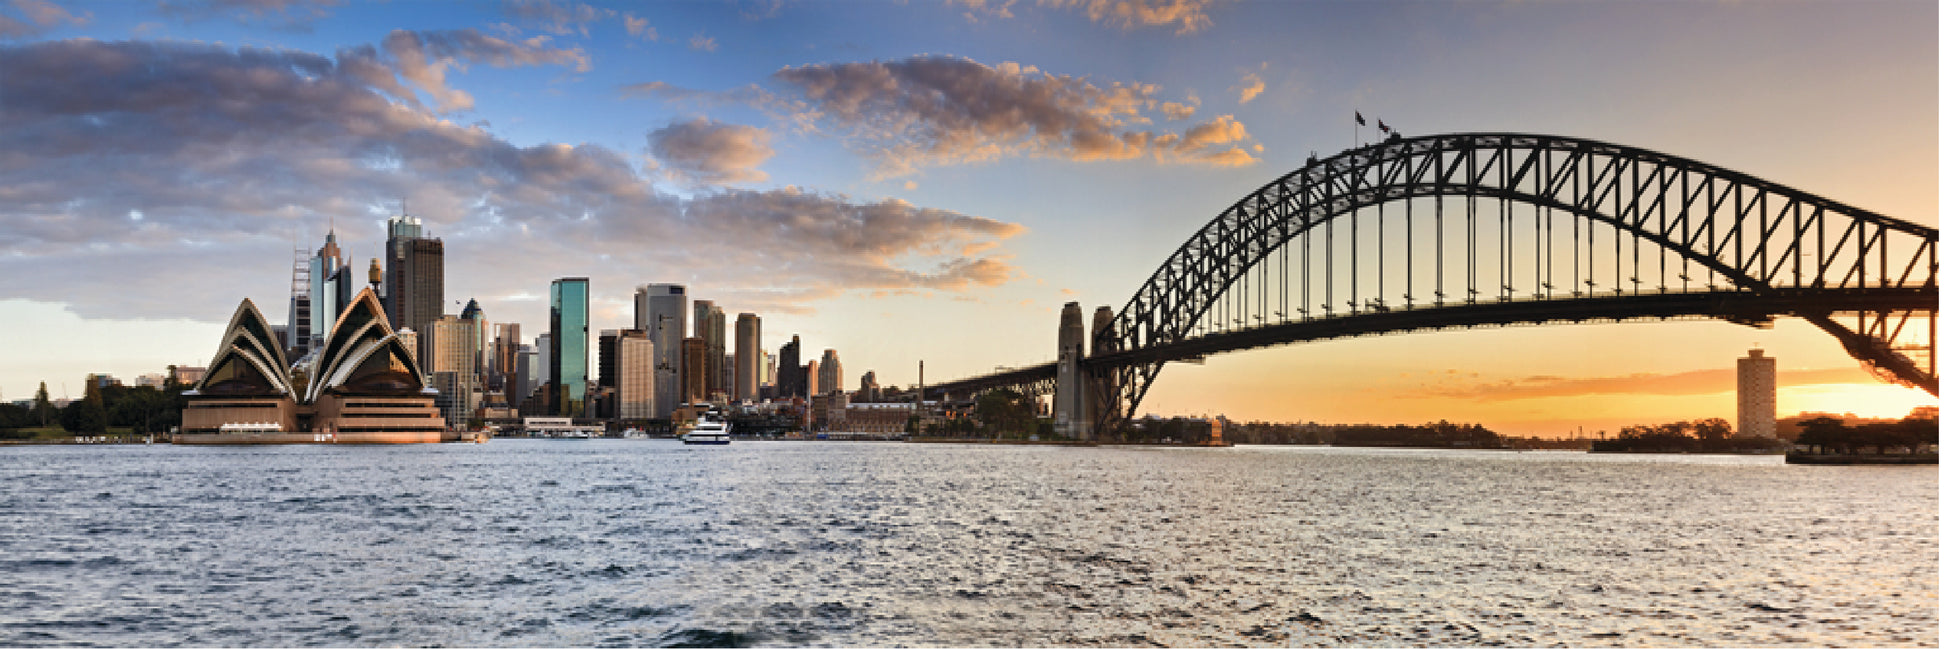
[31,382,52,428]
[1692,418,1732,442]
[973,389,1035,436]
[0,403,30,438]
[60,399,108,434]
[1796,416,1849,453]
[108,387,171,433]
[1895,413,1940,452]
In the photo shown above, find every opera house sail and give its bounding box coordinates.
[179,288,452,443]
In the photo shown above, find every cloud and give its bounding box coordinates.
[155,0,337,30]
[648,118,774,186]
[0,0,89,39]
[689,33,717,52]
[0,38,1027,326]
[948,0,1216,34]
[1041,0,1216,35]
[761,54,1259,175]
[622,12,656,40]
[342,29,590,113]
[1160,100,1196,120]
[946,0,1016,22]
[501,0,611,37]
[736,0,789,20]
[1236,71,1263,104]
[1411,367,1872,402]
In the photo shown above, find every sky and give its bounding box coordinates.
[0,0,1936,435]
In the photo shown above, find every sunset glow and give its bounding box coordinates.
[0,0,1934,432]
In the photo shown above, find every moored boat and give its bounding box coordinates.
[681,411,732,445]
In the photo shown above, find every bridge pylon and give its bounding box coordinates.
[1054,302,1092,439]
[1088,306,1122,439]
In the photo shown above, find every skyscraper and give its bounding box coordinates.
[514,343,536,408]
[734,313,761,401]
[818,349,843,397]
[551,278,590,418]
[778,335,803,398]
[681,337,707,405]
[384,213,443,362]
[428,308,482,427]
[804,359,820,398]
[1737,348,1777,438]
[285,246,311,359]
[636,284,686,419]
[600,329,654,421]
[763,351,776,391]
[307,229,354,354]
[491,322,520,405]
[692,300,727,400]
[535,333,552,391]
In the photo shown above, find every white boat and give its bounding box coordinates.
[681,412,732,445]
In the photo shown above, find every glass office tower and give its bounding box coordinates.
[550,278,590,418]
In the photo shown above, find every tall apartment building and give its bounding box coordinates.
[635,284,686,419]
[384,214,443,362]
[1737,348,1777,438]
[734,313,761,401]
[551,278,590,418]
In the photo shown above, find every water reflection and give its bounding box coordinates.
[0,442,1933,646]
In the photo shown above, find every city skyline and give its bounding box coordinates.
[0,0,1935,435]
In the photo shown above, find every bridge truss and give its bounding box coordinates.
[932,134,1938,434]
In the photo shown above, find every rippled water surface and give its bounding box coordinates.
[0,441,1934,646]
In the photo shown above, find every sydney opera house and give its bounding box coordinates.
[178,288,453,443]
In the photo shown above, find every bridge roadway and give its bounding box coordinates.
[921,286,1934,400]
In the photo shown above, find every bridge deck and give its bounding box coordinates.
[928,287,1934,396]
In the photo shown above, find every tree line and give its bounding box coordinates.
[0,375,188,439]
[1792,413,1937,455]
[1587,417,1785,453]
[1225,420,1503,448]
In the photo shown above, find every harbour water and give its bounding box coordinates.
[0,441,1934,647]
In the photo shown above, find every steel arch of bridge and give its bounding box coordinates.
[1089,133,1937,433]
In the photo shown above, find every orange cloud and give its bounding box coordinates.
[1236,71,1264,104]
[1042,0,1217,35]
[763,55,1260,175]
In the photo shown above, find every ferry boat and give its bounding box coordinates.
[681,411,732,445]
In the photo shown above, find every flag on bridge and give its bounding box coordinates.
[1355,111,1366,126]
[1378,119,1391,134]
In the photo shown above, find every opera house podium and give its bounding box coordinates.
[179,288,451,444]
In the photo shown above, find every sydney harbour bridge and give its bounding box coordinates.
[923,133,1938,437]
